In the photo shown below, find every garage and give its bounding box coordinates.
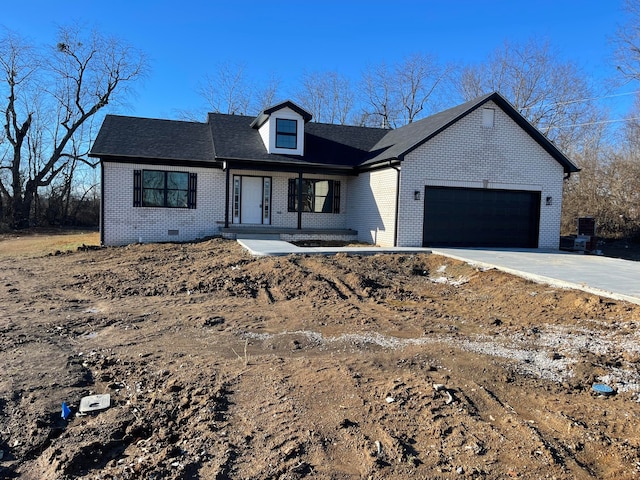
[422,186,541,248]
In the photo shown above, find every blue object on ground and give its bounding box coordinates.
[61,402,71,420]
[592,383,615,395]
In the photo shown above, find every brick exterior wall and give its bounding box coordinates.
[102,101,567,248]
[346,167,398,246]
[396,101,565,248]
[102,162,226,246]
[103,164,351,245]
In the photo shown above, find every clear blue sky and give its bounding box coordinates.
[3,0,634,120]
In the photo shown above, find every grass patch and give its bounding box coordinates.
[0,230,100,258]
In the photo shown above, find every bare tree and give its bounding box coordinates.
[561,130,610,234]
[359,53,452,128]
[458,39,604,153]
[0,26,147,228]
[296,71,354,124]
[396,53,453,124]
[615,0,640,82]
[360,61,398,128]
[198,62,281,117]
[254,75,281,113]
[199,61,251,115]
[564,146,640,239]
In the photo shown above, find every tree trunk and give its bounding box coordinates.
[11,194,32,229]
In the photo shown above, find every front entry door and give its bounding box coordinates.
[234,176,271,225]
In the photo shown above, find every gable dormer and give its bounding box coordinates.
[250,100,312,156]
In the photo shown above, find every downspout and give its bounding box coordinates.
[390,160,401,248]
[224,162,230,228]
[100,160,105,246]
[297,171,303,230]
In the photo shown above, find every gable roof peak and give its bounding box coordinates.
[363,91,578,174]
[250,100,313,129]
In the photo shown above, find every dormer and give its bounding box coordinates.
[250,100,312,156]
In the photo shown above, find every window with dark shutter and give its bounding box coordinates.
[135,170,195,209]
[287,178,341,213]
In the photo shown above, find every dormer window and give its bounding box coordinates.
[276,119,297,149]
[251,100,312,155]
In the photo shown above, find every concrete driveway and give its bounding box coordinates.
[431,248,640,306]
[237,239,640,305]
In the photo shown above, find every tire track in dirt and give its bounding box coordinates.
[3,240,640,479]
[297,257,365,301]
[215,363,314,478]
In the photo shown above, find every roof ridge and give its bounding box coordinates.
[105,113,207,125]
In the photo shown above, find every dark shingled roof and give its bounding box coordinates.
[208,113,388,168]
[90,115,215,162]
[90,93,578,174]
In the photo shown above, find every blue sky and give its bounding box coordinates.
[3,0,635,120]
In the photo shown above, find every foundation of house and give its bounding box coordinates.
[220,226,358,243]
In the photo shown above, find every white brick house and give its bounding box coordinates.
[90,93,578,248]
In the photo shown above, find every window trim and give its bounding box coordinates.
[134,169,196,209]
[288,178,340,214]
[275,118,298,149]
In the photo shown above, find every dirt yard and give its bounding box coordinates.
[1,233,640,479]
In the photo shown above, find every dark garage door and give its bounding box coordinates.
[423,187,541,248]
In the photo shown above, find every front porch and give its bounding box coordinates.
[220,225,358,243]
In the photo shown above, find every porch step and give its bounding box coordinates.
[235,233,281,240]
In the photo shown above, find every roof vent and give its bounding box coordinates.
[482,108,495,128]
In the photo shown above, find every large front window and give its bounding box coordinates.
[276,118,297,149]
[133,170,196,209]
[288,179,340,213]
[143,170,188,207]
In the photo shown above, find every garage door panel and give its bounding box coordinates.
[423,187,540,248]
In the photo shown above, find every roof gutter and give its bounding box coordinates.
[357,158,402,173]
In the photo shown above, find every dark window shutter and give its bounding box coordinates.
[133,170,142,207]
[333,181,341,214]
[188,173,197,209]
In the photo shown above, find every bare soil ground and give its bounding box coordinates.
[1,233,640,479]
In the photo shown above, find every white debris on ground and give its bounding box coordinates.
[242,323,640,391]
[430,264,470,286]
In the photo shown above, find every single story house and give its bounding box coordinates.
[89,92,578,248]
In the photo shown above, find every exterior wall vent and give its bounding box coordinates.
[482,108,495,128]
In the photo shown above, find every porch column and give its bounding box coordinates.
[297,171,303,230]
[224,163,230,228]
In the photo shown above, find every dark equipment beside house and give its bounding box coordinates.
[560,217,598,253]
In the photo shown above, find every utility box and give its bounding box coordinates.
[573,237,588,251]
[577,217,597,252]
[560,217,599,253]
